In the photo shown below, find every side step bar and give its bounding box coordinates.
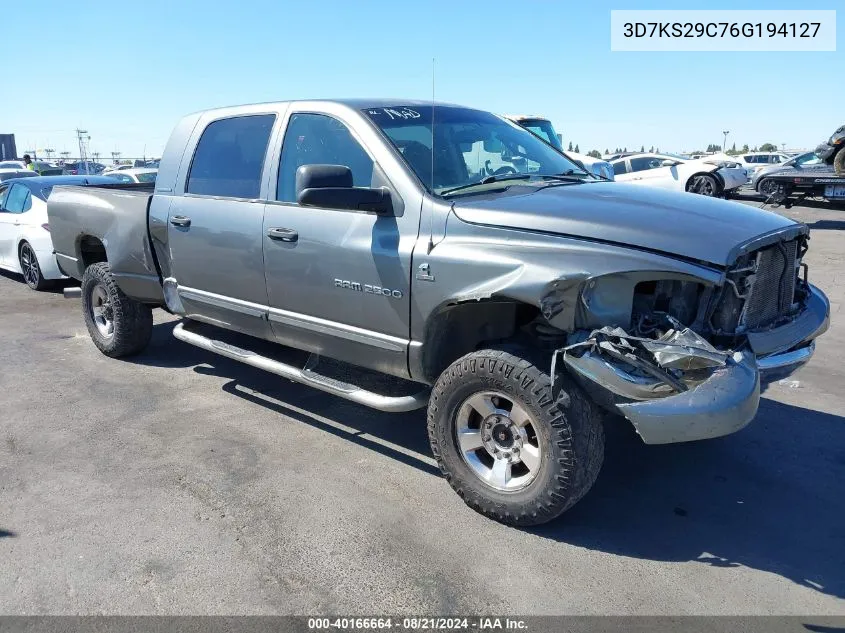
[172,322,430,413]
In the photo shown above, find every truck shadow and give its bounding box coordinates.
[136,321,844,600]
[532,399,845,600]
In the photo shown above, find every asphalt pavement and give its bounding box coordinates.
[1,198,843,615]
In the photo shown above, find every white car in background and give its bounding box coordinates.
[503,114,614,181]
[732,152,793,182]
[0,175,117,290]
[610,153,748,197]
[0,161,28,170]
[0,169,39,183]
[102,167,157,183]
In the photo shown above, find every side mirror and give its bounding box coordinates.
[296,164,392,214]
[660,159,676,167]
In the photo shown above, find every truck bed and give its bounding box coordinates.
[47,182,165,304]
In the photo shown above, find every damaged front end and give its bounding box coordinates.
[557,317,760,444]
[553,230,829,445]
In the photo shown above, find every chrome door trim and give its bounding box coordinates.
[268,306,408,353]
[177,284,409,353]
[178,286,267,319]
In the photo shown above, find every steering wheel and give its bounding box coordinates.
[485,160,518,177]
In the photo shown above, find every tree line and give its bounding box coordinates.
[565,141,779,159]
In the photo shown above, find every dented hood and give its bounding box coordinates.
[451,182,798,266]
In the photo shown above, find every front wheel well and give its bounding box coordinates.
[420,299,544,383]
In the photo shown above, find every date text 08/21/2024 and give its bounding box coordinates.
[307,617,528,630]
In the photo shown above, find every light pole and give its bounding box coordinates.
[722,130,730,153]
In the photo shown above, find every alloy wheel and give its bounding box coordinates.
[19,244,41,288]
[455,390,545,492]
[90,284,115,339]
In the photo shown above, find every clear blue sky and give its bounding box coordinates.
[1,0,841,159]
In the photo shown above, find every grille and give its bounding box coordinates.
[740,239,799,330]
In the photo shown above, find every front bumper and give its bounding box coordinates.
[564,284,830,445]
[617,350,760,445]
[716,167,748,190]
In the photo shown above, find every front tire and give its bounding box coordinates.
[81,262,153,357]
[757,177,778,197]
[834,146,845,176]
[19,242,51,291]
[687,173,720,197]
[427,349,605,526]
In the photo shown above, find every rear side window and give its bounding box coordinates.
[629,156,661,172]
[187,114,276,198]
[4,184,31,213]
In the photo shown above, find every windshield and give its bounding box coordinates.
[792,152,822,166]
[364,105,587,195]
[136,171,157,183]
[517,119,564,151]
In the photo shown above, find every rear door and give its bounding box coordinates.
[0,184,11,265]
[626,155,672,186]
[166,111,278,339]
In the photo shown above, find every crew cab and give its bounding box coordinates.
[47,100,830,526]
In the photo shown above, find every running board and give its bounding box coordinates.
[172,322,429,413]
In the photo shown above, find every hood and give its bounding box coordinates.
[451,182,799,266]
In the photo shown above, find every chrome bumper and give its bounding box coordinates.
[617,351,760,445]
[569,284,829,445]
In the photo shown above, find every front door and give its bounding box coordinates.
[166,112,276,339]
[262,111,417,377]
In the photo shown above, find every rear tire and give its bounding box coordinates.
[81,262,153,357]
[834,146,845,176]
[19,242,52,291]
[427,348,605,527]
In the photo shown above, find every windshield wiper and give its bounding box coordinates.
[440,174,534,196]
[440,172,593,197]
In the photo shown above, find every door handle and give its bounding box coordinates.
[267,227,298,242]
[170,215,191,227]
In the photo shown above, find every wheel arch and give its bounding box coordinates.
[75,234,109,272]
[414,298,543,384]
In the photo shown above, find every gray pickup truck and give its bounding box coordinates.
[47,99,830,526]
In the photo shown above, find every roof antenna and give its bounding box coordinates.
[427,56,435,254]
